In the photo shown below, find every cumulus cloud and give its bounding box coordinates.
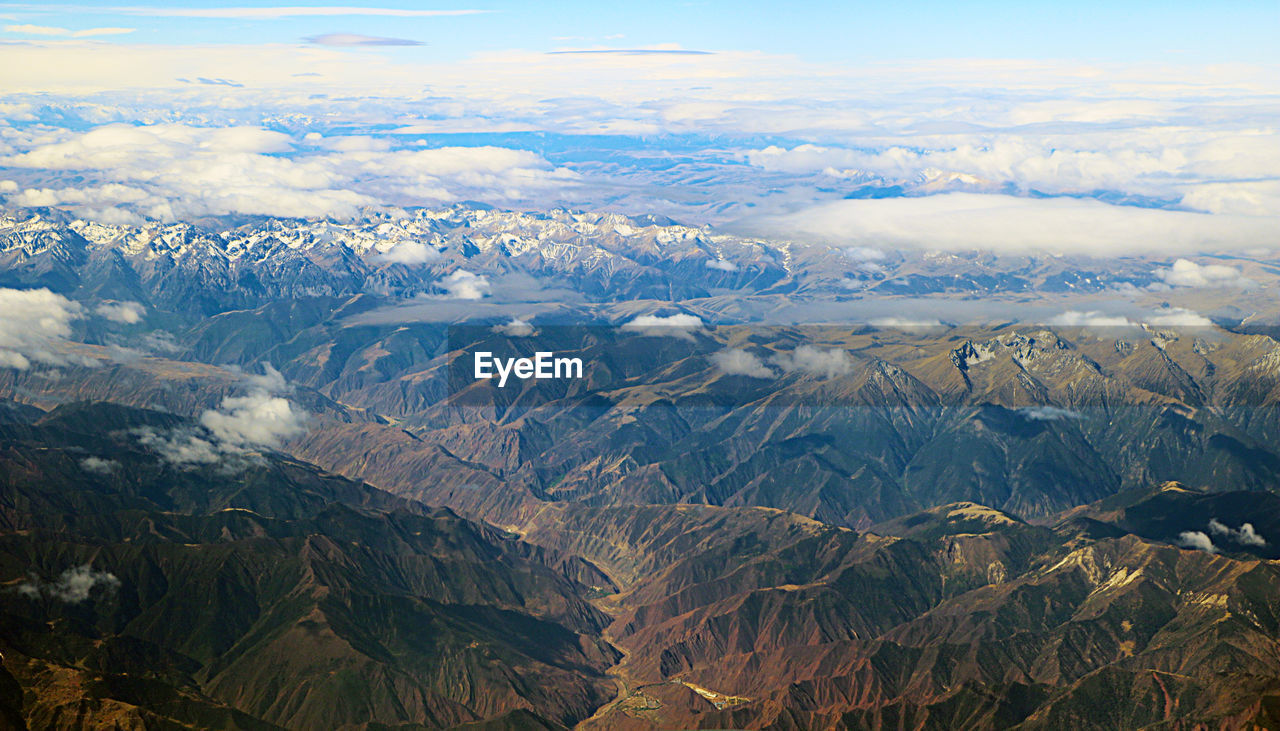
[1153,259,1255,289]
[16,564,120,603]
[94,300,146,324]
[136,364,308,465]
[436,270,491,299]
[79,456,119,474]
[711,348,776,378]
[737,194,1277,256]
[705,258,738,272]
[621,313,705,339]
[743,130,1280,218]
[199,363,307,450]
[376,240,441,265]
[493,317,535,337]
[135,427,223,465]
[771,345,853,378]
[200,393,308,450]
[0,288,89,370]
[1176,531,1217,554]
[242,362,291,395]
[1,124,577,221]
[1019,406,1083,421]
[1208,518,1267,547]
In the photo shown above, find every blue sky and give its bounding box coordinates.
[2,0,1277,64]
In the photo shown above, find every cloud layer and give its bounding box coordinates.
[737,194,1276,256]
[1,124,576,222]
[0,288,86,369]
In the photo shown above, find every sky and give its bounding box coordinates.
[2,1,1278,64]
[0,1,1276,254]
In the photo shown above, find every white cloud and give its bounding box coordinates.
[200,393,308,450]
[17,564,120,603]
[493,317,535,337]
[1048,311,1135,328]
[621,313,704,339]
[114,6,489,18]
[843,246,887,273]
[867,316,943,329]
[241,362,290,395]
[1147,308,1213,328]
[135,427,222,465]
[377,240,441,265]
[1020,406,1083,421]
[200,363,307,450]
[5,24,69,35]
[79,456,119,474]
[436,270,491,300]
[94,300,146,324]
[711,349,776,378]
[136,365,308,464]
[771,345,853,378]
[0,288,88,370]
[737,194,1277,256]
[139,330,182,354]
[1153,259,1255,289]
[1,124,576,221]
[705,259,738,272]
[4,24,134,37]
[1176,530,1217,554]
[1208,518,1267,547]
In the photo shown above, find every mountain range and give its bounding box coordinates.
[2,206,1280,728]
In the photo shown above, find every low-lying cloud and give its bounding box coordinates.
[711,348,776,378]
[0,288,89,369]
[135,364,308,465]
[80,456,120,474]
[621,313,705,339]
[771,345,853,378]
[1153,259,1255,289]
[17,564,120,603]
[94,300,147,324]
[436,270,492,300]
[377,240,442,265]
[1020,406,1084,421]
[1177,530,1217,554]
[493,317,535,337]
[737,194,1276,256]
[1208,518,1267,547]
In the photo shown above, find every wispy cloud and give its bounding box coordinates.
[306,33,423,47]
[548,48,713,56]
[105,5,488,18]
[5,23,133,37]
